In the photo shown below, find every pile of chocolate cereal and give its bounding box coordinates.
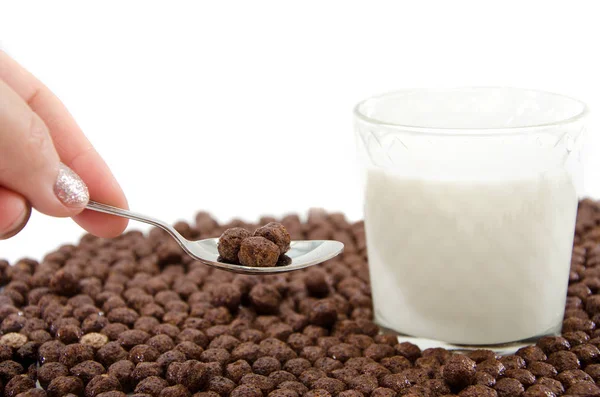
[2,202,600,397]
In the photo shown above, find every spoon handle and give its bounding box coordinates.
[85,200,185,243]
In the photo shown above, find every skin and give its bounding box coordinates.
[0,50,128,238]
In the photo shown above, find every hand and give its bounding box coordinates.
[0,51,128,239]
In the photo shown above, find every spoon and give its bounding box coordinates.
[85,201,344,274]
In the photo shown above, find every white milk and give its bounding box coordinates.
[365,168,578,345]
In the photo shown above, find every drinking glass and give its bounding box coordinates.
[354,87,588,352]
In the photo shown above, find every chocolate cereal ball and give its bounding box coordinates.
[249,284,281,314]
[201,348,231,366]
[15,389,48,397]
[240,373,276,394]
[473,372,496,387]
[108,360,135,392]
[0,343,14,361]
[38,362,70,389]
[254,223,291,255]
[312,377,346,396]
[226,360,253,383]
[204,360,224,378]
[230,385,263,397]
[180,360,210,393]
[522,384,553,397]
[193,392,221,397]
[555,369,593,388]
[0,361,24,385]
[269,371,297,386]
[277,381,307,395]
[238,237,280,268]
[49,270,80,296]
[166,362,185,385]
[442,354,477,390]
[370,388,394,397]
[337,392,362,397]
[175,342,204,360]
[47,376,84,397]
[80,333,109,350]
[567,382,600,396]
[85,375,122,397]
[253,357,282,375]
[147,335,176,354]
[60,344,95,368]
[96,342,128,367]
[159,385,191,397]
[0,332,28,349]
[135,376,168,396]
[546,350,580,372]
[458,385,497,397]
[158,351,187,370]
[208,376,236,397]
[57,325,83,344]
[303,390,331,397]
[209,283,242,312]
[268,390,298,397]
[535,377,564,396]
[494,378,524,397]
[38,341,65,365]
[309,300,338,328]
[218,228,252,263]
[132,362,163,383]
[70,360,106,384]
[4,375,36,397]
[129,345,160,364]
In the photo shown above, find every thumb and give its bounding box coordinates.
[0,80,89,217]
[0,187,31,239]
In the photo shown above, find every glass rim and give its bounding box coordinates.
[353,87,589,137]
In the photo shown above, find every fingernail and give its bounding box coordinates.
[54,163,89,208]
[0,205,31,240]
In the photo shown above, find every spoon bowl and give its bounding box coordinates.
[86,201,344,274]
[191,238,344,274]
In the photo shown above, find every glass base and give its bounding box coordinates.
[377,323,547,355]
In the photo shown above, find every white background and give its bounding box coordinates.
[1,0,599,262]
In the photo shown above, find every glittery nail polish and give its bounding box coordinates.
[54,163,89,208]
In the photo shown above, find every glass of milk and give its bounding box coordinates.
[354,87,588,352]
